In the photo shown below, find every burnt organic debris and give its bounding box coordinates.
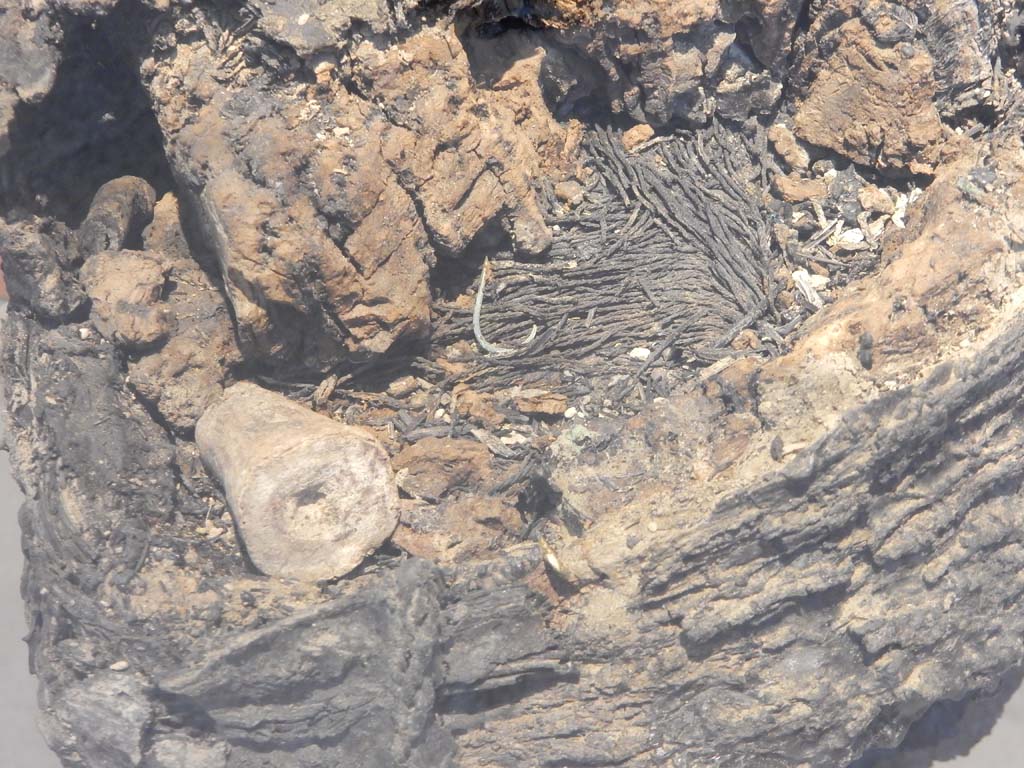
[449,0,594,31]
[4,1,1024,768]
[435,122,785,398]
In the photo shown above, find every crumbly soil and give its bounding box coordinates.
[3,2,1024,767]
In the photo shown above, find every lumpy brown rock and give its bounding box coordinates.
[793,17,945,175]
[3,2,1024,768]
[80,250,173,349]
[127,194,241,433]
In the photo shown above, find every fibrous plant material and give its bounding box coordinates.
[2,1,1024,768]
[435,122,781,396]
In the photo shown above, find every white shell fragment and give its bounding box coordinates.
[835,228,866,251]
[196,382,399,581]
[792,269,826,310]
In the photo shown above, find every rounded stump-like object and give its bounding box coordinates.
[196,382,398,581]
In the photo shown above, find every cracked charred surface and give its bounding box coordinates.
[539,127,1024,766]
[3,1,1024,767]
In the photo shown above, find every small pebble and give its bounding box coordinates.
[387,375,420,398]
[629,347,652,361]
[500,432,531,447]
[109,660,130,672]
[836,229,865,248]
[767,124,810,171]
[622,123,655,151]
[858,184,896,215]
[564,406,578,419]
[554,180,585,208]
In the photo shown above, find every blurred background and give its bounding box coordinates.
[2,450,61,767]
[1,287,60,766]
